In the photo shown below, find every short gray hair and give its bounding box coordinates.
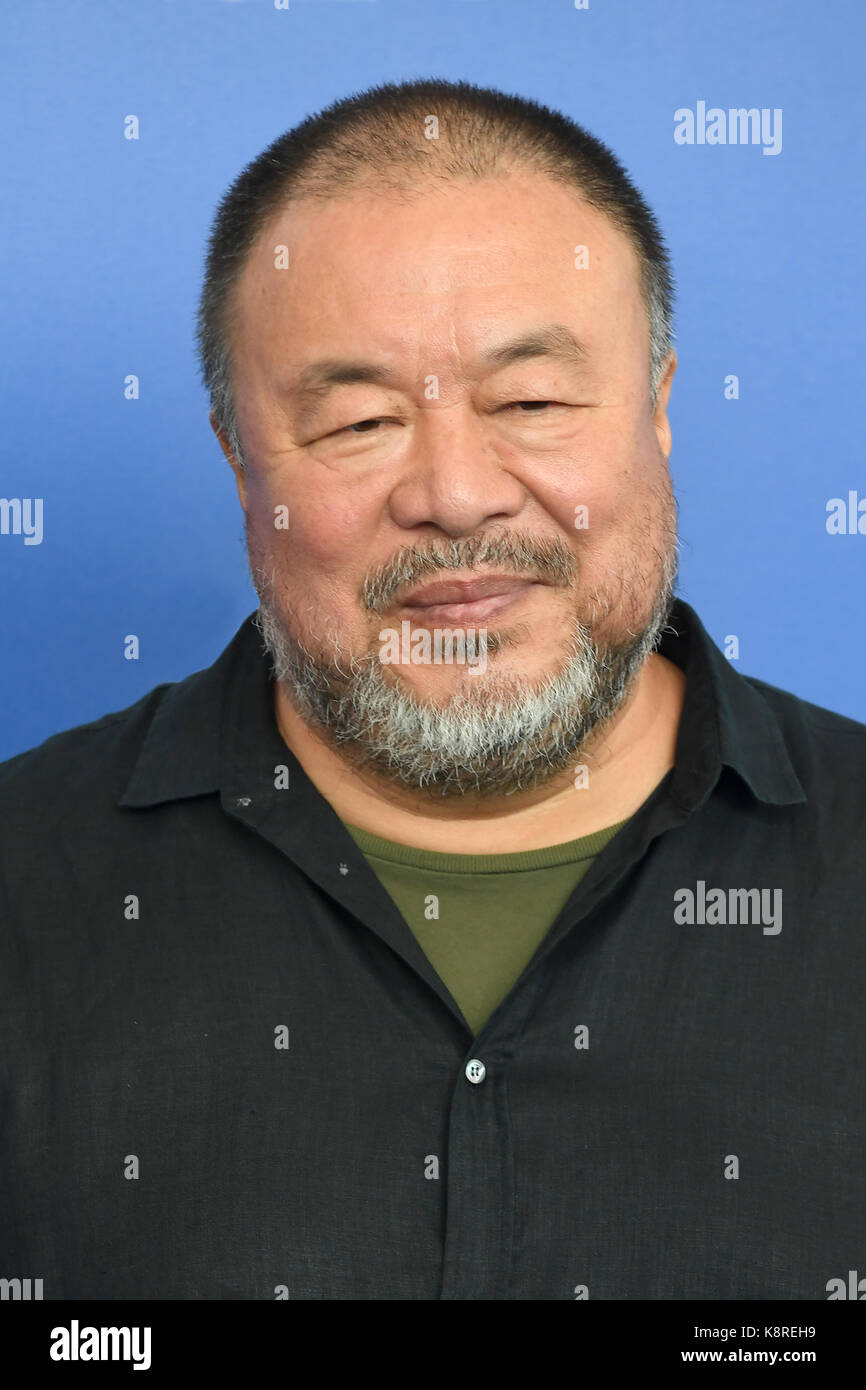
[196,78,676,469]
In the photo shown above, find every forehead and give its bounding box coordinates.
[231,171,645,370]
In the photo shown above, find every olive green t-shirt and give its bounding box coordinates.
[342,818,629,1036]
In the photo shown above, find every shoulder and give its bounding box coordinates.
[745,671,866,744]
[742,672,866,806]
[0,684,174,809]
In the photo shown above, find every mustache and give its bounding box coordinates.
[361,530,578,616]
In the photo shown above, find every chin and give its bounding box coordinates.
[387,651,554,701]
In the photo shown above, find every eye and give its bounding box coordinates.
[325,401,568,440]
[345,417,391,434]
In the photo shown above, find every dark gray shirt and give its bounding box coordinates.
[1,597,864,1300]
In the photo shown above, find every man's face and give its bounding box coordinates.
[219,169,679,796]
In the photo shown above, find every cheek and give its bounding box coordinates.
[536,422,660,538]
[247,476,376,578]
[525,456,624,541]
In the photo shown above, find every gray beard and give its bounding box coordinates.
[251,534,678,799]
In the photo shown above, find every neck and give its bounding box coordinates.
[272,652,685,854]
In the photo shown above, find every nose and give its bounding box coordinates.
[386,402,528,538]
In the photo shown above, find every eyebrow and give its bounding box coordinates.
[482,323,590,372]
[288,323,591,425]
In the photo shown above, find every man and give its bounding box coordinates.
[1,79,864,1301]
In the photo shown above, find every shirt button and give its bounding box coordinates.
[465,1058,486,1084]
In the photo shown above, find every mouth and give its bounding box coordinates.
[396,575,541,625]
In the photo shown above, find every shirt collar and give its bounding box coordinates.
[656,602,806,810]
[117,597,807,814]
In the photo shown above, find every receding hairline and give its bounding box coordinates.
[197,80,676,463]
[222,162,651,378]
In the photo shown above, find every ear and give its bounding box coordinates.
[209,411,247,511]
[652,351,677,461]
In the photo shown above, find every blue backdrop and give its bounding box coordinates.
[2,0,864,761]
